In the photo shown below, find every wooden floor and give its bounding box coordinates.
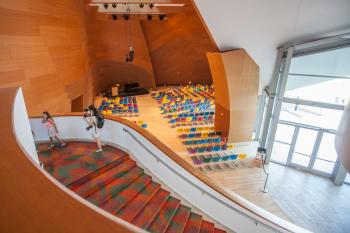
[97,92,350,233]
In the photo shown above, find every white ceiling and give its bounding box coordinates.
[193,0,350,91]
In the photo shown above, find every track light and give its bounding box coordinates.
[149,3,154,9]
[159,14,167,21]
[123,14,129,20]
[103,3,108,9]
[112,3,117,8]
[147,15,153,21]
[139,3,144,8]
[112,14,117,20]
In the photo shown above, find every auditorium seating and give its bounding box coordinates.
[99,96,139,115]
[37,142,226,233]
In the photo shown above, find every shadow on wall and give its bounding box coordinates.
[91,60,155,94]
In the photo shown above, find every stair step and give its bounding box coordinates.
[165,205,191,233]
[183,212,203,233]
[199,220,214,233]
[117,182,161,222]
[213,228,226,233]
[101,173,152,214]
[67,154,128,189]
[148,196,181,233]
[132,189,170,229]
[87,166,144,206]
[72,158,136,198]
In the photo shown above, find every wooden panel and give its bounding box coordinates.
[0,0,91,115]
[207,52,230,138]
[141,4,218,85]
[207,49,259,143]
[86,8,156,92]
[0,87,143,233]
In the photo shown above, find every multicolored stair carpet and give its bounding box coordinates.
[38,142,227,233]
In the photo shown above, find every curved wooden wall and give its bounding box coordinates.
[0,0,92,114]
[0,87,143,233]
[141,4,218,85]
[86,9,156,93]
[207,49,259,143]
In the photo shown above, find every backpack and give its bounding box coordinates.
[95,112,105,129]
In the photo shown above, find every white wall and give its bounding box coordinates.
[13,88,39,165]
[193,0,350,91]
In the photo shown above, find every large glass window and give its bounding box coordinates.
[269,45,350,179]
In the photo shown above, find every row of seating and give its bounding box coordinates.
[169,115,214,124]
[187,144,234,154]
[183,137,223,145]
[191,153,247,165]
[133,120,147,129]
[177,126,215,133]
[179,131,222,139]
[165,111,215,119]
[171,122,214,128]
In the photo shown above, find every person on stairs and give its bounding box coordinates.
[42,111,66,149]
[83,108,103,152]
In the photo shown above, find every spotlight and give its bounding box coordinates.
[112,14,117,20]
[123,14,129,20]
[159,14,167,21]
[149,3,154,9]
[139,3,144,8]
[112,3,117,8]
[125,46,135,63]
[103,3,108,9]
[147,15,153,21]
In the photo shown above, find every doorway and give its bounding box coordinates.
[71,95,84,112]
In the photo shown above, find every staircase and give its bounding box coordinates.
[38,142,227,233]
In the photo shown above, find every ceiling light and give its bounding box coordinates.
[112,3,117,8]
[139,3,144,8]
[103,3,108,9]
[123,14,129,20]
[112,14,117,20]
[149,3,154,9]
[147,15,153,21]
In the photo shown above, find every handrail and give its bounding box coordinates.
[29,113,310,233]
[123,128,268,230]
[1,87,144,233]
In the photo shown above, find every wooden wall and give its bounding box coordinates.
[0,1,218,114]
[207,49,259,143]
[0,0,92,114]
[86,9,156,93]
[141,4,218,85]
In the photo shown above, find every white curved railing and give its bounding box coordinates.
[29,115,310,233]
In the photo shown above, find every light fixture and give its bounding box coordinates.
[139,3,144,8]
[149,3,154,9]
[123,14,129,20]
[103,3,108,9]
[159,14,167,21]
[112,14,117,20]
[112,3,117,8]
[147,15,153,21]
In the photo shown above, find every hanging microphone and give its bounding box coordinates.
[125,46,135,63]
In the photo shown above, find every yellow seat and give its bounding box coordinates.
[201,133,208,138]
[177,128,184,133]
[227,144,235,149]
[203,126,210,131]
[197,127,203,131]
[102,110,107,114]
[184,128,190,133]
[107,110,112,115]
[238,154,247,159]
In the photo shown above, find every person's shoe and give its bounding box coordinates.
[48,144,54,149]
[95,149,103,153]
